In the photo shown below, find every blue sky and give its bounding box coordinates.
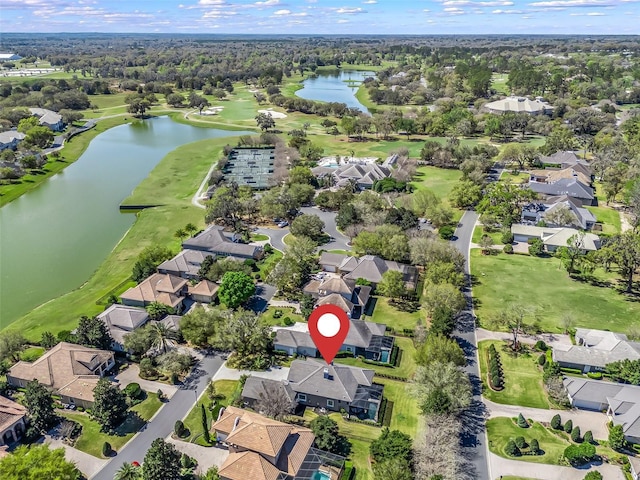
[1,0,638,34]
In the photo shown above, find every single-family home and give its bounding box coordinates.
[6,342,115,408]
[287,359,383,421]
[96,304,150,352]
[510,224,601,252]
[28,108,64,131]
[564,377,640,444]
[529,167,592,188]
[553,328,640,373]
[629,455,640,480]
[0,130,25,151]
[0,53,22,62]
[0,396,27,446]
[273,319,394,363]
[484,96,553,115]
[318,253,418,290]
[183,225,263,260]
[311,163,392,190]
[120,273,188,311]
[528,177,595,206]
[212,405,344,480]
[188,279,219,304]
[303,276,371,318]
[241,377,296,410]
[521,196,597,230]
[157,250,212,279]
[538,151,591,171]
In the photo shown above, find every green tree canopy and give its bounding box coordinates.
[218,271,255,309]
[413,361,472,415]
[0,331,27,363]
[132,245,174,283]
[142,438,182,480]
[75,315,113,350]
[415,334,466,367]
[0,444,80,480]
[376,270,406,299]
[24,379,58,433]
[90,378,128,432]
[369,427,413,465]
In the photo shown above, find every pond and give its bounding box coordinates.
[0,117,249,328]
[295,69,375,114]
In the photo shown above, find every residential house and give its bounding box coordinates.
[96,304,150,352]
[0,130,25,151]
[529,167,592,188]
[188,279,219,303]
[629,455,640,480]
[318,253,418,289]
[484,96,553,115]
[212,405,344,480]
[157,249,212,279]
[273,319,394,363]
[521,196,597,230]
[287,359,383,421]
[539,151,590,170]
[159,314,183,332]
[6,342,115,408]
[510,224,601,252]
[311,163,392,190]
[120,273,188,311]
[28,108,64,131]
[564,378,640,444]
[241,377,296,410]
[303,276,371,318]
[0,396,27,446]
[183,225,263,260]
[528,177,595,206]
[553,328,640,373]
[0,53,22,62]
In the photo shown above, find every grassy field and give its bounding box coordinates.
[479,340,549,409]
[260,306,305,326]
[62,392,162,457]
[258,249,283,280]
[182,380,238,445]
[471,250,640,333]
[410,165,462,204]
[491,73,510,95]
[499,171,530,185]
[472,226,504,246]
[335,336,417,379]
[19,346,45,362]
[368,297,424,332]
[587,205,622,235]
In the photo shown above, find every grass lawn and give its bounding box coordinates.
[62,392,162,457]
[472,226,504,246]
[410,166,462,201]
[492,74,510,95]
[260,306,305,326]
[471,250,640,333]
[499,171,530,185]
[368,297,424,332]
[587,205,621,235]
[250,233,269,241]
[258,249,283,281]
[335,336,417,380]
[19,346,45,362]
[182,380,238,445]
[478,340,549,409]
[325,249,352,255]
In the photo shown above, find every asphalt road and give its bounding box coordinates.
[91,354,225,480]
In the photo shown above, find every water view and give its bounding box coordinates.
[295,69,375,114]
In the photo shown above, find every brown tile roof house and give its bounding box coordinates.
[0,395,27,446]
[6,343,115,407]
[183,225,262,260]
[529,167,592,188]
[213,406,333,480]
[120,273,188,310]
[188,279,219,304]
[303,276,371,317]
[96,304,150,352]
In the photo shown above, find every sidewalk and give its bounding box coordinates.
[44,432,108,478]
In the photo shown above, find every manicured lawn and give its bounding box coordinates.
[250,233,269,241]
[368,297,424,332]
[492,73,510,95]
[472,226,504,246]
[410,166,462,201]
[350,439,373,480]
[374,378,421,437]
[62,392,162,457]
[258,249,283,281]
[260,306,305,326]
[182,380,238,445]
[478,340,549,409]
[20,346,45,362]
[325,249,352,256]
[335,336,417,380]
[499,171,530,185]
[587,205,621,235]
[471,250,640,333]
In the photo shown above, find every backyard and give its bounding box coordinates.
[478,340,549,409]
[368,297,424,333]
[334,336,417,379]
[471,250,640,333]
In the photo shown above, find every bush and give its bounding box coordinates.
[564,443,596,465]
[76,406,85,412]
[273,309,283,319]
[583,430,594,444]
[124,383,143,400]
[530,438,540,454]
[283,316,294,326]
[538,354,547,366]
[491,374,503,389]
[564,419,573,433]
[535,340,548,351]
[157,389,164,401]
[503,244,514,254]
[551,414,562,430]
[584,472,603,480]
[505,440,520,456]
[587,372,602,380]
[102,442,112,457]
[140,358,157,378]
[528,238,544,256]
[439,225,455,240]
[517,413,529,428]
[501,231,514,244]
[174,420,186,438]
[571,426,581,443]
[515,436,527,449]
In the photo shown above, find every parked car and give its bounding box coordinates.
[278,221,289,228]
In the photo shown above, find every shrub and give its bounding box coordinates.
[124,382,143,400]
[157,389,164,401]
[530,438,540,454]
[587,372,602,380]
[505,440,520,456]
[538,354,547,366]
[571,426,581,443]
[503,244,514,254]
[583,430,594,444]
[517,413,529,428]
[140,358,157,378]
[102,442,112,457]
[491,374,503,389]
[535,340,548,351]
[174,420,186,438]
[584,472,603,480]
[564,419,573,433]
[564,443,596,465]
[501,231,514,244]
[439,225,455,240]
[273,309,283,319]
[515,436,527,449]
[283,316,294,326]
[551,414,562,430]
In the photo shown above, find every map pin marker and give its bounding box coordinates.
[308,304,350,364]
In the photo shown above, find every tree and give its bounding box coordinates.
[415,334,465,367]
[414,414,467,480]
[141,438,182,480]
[180,306,227,347]
[201,467,220,480]
[0,444,81,480]
[530,438,540,454]
[606,359,640,385]
[551,413,562,430]
[24,379,58,433]
[499,143,539,171]
[17,116,39,133]
[571,426,581,442]
[126,97,151,117]
[563,443,596,465]
[217,310,272,368]
[370,428,413,465]
[123,326,154,356]
[413,362,472,415]
[584,472,603,480]
[583,430,594,444]
[377,270,406,300]
[166,93,184,107]
[290,214,325,243]
[255,381,296,421]
[487,305,538,352]
[556,232,587,274]
[23,126,54,149]
[90,378,128,432]
[479,234,494,255]
[255,112,275,132]
[372,458,412,480]
[146,302,174,321]
[75,315,113,350]
[201,403,211,443]
[157,351,193,381]
[609,231,640,292]
[310,415,340,452]
[41,331,58,350]
[546,204,579,228]
[218,271,255,309]
[59,109,83,125]
[422,282,466,319]
[429,306,456,337]
[608,424,626,451]
[132,246,174,283]
[148,322,179,354]
[477,182,536,227]
[450,180,483,209]
[114,462,141,480]
[0,331,27,363]
[564,419,573,433]
[505,439,520,456]
[516,413,529,428]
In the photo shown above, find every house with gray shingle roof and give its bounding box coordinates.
[484,96,553,115]
[311,163,392,190]
[157,249,212,279]
[511,224,600,252]
[521,196,597,230]
[318,253,417,290]
[539,151,591,171]
[28,108,64,131]
[96,304,149,352]
[241,377,296,410]
[183,225,262,260]
[303,276,371,318]
[553,329,640,373]
[529,177,595,206]
[0,131,25,151]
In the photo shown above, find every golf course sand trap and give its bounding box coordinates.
[199,106,224,115]
[258,108,287,119]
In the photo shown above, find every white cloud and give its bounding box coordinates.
[587,11,606,14]
[362,0,377,3]
[336,7,366,14]
[492,8,523,13]
[198,0,225,5]
[443,1,514,5]
[423,8,431,11]
[255,0,280,5]
[273,9,291,14]
[528,0,612,6]
[337,19,350,23]
[444,7,466,14]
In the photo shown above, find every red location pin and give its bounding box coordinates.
[308,304,350,364]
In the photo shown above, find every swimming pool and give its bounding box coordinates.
[311,470,331,480]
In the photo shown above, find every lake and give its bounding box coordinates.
[0,117,248,328]
[295,69,375,113]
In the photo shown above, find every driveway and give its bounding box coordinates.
[476,328,572,350]
[300,206,350,251]
[211,362,290,382]
[489,452,625,480]
[246,282,276,313]
[166,437,229,475]
[91,354,225,480]
[255,226,289,252]
[44,431,108,479]
[111,364,179,399]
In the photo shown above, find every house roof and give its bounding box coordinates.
[485,96,552,114]
[0,395,26,432]
[183,225,259,258]
[188,279,219,297]
[157,250,211,277]
[530,167,591,187]
[539,151,590,170]
[97,304,149,346]
[529,178,594,201]
[159,315,183,331]
[564,377,625,405]
[120,273,186,307]
[554,329,640,368]
[316,293,354,313]
[273,328,318,351]
[241,376,295,404]
[287,359,374,403]
[345,255,417,285]
[312,163,391,188]
[510,225,600,251]
[219,451,283,480]
[28,108,62,126]
[0,130,25,144]
[56,375,100,402]
[7,342,113,394]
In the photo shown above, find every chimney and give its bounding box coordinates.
[323,367,330,380]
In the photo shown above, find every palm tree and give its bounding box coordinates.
[184,223,198,236]
[149,322,179,354]
[174,228,187,241]
[114,462,141,480]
